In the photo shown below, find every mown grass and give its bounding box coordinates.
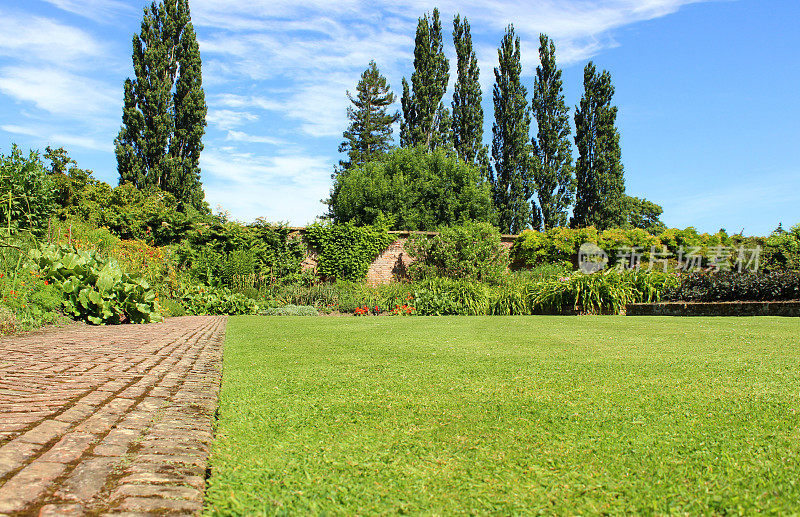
[205,316,800,515]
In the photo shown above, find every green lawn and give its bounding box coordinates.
[205,316,800,515]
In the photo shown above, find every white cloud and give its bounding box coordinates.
[225,131,284,145]
[0,66,117,117]
[201,148,332,223]
[41,0,135,22]
[1,0,718,225]
[206,109,258,130]
[0,124,110,152]
[0,13,104,64]
[191,0,705,139]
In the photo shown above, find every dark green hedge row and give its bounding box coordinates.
[664,271,800,302]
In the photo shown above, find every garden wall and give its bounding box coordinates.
[627,301,800,317]
[293,229,517,285]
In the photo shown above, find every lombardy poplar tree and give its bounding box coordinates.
[572,62,626,230]
[338,61,399,171]
[451,15,485,168]
[115,0,207,211]
[400,8,451,150]
[491,25,534,234]
[531,34,574,230]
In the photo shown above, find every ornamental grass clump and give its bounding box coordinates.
[526,269,676,315]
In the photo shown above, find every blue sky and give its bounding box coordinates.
[0,0,798,235]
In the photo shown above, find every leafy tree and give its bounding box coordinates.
[572,62,625,230]
[44,146,98,218]
[451,15,486,168]
[531,34,574,230]
[338,61,399,172]
[623,195,665,233]
[491,25,534,234]
[328,146,493,231]
[400,8,450,150]
[114,0,207,212]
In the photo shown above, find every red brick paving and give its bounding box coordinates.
[0,316,226,516]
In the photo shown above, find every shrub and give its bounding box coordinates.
[0,145,55,236]
[0,258,68,333]
[488,284,528,315]
[304,222,393,281]
[412,277,489,316]
[665,271,800,302]
[159,298,187,317]
[177,220,306,288]
[405,222,510,283]
[179,285,260,315]
[27,244,161,325]
[761,224,800,272]
[328,146,494,230]
[261,305,319,316]
[513,227,599,268]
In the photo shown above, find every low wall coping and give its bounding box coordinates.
[627,300,800,317]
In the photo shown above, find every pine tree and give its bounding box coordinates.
[571,62,625,230]
[491,25,534,234]
[452,15,485,167]
[114,0,207,211]
[400,8,450,150]
[531,34,574,230]
[338,61,399,171]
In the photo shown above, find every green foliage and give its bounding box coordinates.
[400,8,450,150]
[526,269,676,315]
[488,282,528,315]
[177,220,305,288]
[0,145,55,236]
[665,271,800,302]
[159,297,187,317]
[44,146,99,219]
[179,284,259,315]
[623,195,665,233]
[412,277,489,315]
[491,25,534,234]
[260,305,319,316]
[0,256,67,334]
[304,222,392,282]
[572,62,625,230]
[27,244,161,325]
[338,61,399,171]
[513,227,599,268]
[451,15,485,167]
[531,34,574,230]
[512,226,759,270]
[329,146,494,230]
[115,0,207,211]
[762,224,800,272]
[405,222,510,283]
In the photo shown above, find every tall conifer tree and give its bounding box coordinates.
[572,62,625,229]
[400,8,450,150]
[452,15,485,167]
[531,34,574,229]
[491,25,534,234]
[115,0,207,211]
[338,61,399,171]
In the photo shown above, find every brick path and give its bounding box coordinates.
[0,316,226,516]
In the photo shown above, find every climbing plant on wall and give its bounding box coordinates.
[304,222,393,281]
